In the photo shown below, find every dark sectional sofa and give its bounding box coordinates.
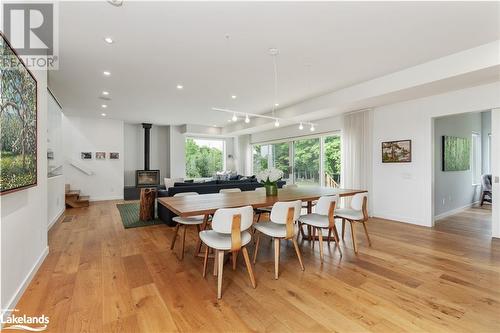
[157,178,286,226]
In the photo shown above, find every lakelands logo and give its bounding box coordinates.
[1,310,49,331]
[2,1,59,69]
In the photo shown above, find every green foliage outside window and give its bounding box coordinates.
[185,138,223,178]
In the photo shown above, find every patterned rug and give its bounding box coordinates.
[116,202,164,229]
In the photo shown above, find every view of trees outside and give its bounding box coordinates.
[185,138,224,178]
[252,135,341,187]
[294,138,320,185]
[324,136,341,187]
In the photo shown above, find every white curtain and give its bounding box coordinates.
[342,109,373,194]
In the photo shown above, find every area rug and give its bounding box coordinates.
[116,202,164,229]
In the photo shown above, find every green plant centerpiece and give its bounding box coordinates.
[256,168,283,197]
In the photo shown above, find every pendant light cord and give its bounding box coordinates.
[272,53,278,117]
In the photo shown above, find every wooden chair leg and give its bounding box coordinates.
[318,228,324,263]
[253,233,261,264]
[194,214,210,257]
[332,225,343,258]
[274,238,280,279]
[312,227,316,249]
[292,238,305,271]
[480,191,485,206]
[170,224,180,250]
[180,225,187,260]
[307,225,312,241]
[232,251,238,270]
[202,246,209,277]
[242,247,256,288]
[349,221,358,254]
[327,228,332,246]
[213,249,219,276]
[217,250,224,299]
[342,219,345,240]
[362,222,372,246]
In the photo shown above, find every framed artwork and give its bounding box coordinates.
[81,152,92,160]
[442,136,470,171]
[95,152,106,160]
[382,140,412,163]
[0,33,38,195]
[109,152,119,159]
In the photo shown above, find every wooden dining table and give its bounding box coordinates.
[158,186,368,257]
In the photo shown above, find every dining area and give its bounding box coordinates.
[158,185,369,299]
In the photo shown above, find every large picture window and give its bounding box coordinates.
[252,133,341,187]
[186,138,225,178]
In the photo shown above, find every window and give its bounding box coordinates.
[471,132,481,185]
[252,133,341,187]
[185,138,225,179]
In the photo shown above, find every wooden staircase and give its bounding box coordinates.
[65,184,90,208]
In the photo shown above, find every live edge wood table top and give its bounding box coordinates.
[157,187,367,217]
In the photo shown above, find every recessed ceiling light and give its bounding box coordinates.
[102,91,109,96]
[101,104,107,108]
[212,125,217,127]
[275,103,279,107]
[227,119,232,123]
[101,113,107,117]
[104,37,114,44]
[103,71,111,76]
[231,95,237,99]
[176,84,183,89]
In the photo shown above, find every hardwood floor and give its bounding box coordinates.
[13,201,500,332]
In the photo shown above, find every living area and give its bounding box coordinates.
[1,1,500,333]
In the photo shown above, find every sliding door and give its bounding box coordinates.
[253,143,291,183]
[323,135,341,187]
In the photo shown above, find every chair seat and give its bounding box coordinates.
[254,221,295,238]
[199,230,252,250]
[335,208,364,221]
[298,213,329,228]
[172,215,205,225]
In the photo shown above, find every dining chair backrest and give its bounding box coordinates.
[351,193,368,221]
[283,184,298,189]
[211,206,254,234]
[270,200,302,224]
[220,188,242,193]
[315,195,337,216]
[173,192,199,197]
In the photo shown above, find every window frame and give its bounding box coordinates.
[185,137,226,179]
[251,131,342,187]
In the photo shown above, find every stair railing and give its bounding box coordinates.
[68,159,94,175]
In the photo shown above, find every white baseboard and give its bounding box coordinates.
[1,246,49,324]
[372,212,430,227]
[89,195,123,202]
[434,201,480,221]
[48,208,65,230]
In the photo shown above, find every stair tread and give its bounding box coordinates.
[66,190,80,196]
[78,196,90,201]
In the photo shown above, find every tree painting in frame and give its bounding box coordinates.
[382,140,412,163]
[442,135,470,171]
[0,33,38,195]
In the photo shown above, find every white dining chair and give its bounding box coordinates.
[219,188,242,193]
[199,206,256,299]
[253,200,304,279]
[298,195,342,262]
[170,192,205,260]
[335,193,370,254]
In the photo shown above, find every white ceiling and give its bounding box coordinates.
[49,1,500,128]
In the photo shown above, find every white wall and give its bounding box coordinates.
[492,109,500,238]
[482,111,492,174]
[1,67,49,320]
[62,116,124,201]
[123,123,170,186]
[372,82,500,227]
[434,112,482,218]
[170,125,186,178]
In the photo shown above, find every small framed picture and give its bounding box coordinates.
[109,152,119,160]
[95,152,106,160]
[382,140,412,163]
[81,152,92,160]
